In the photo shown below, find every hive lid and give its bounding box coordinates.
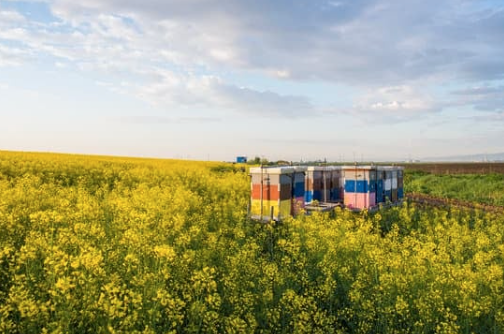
[249,166,295,174]
[342,165,377,170]
[377,166,404,170]
[306,166,327,171]
[293,166,307,172]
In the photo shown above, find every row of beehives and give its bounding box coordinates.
[249,165,404,220]
[343,166,404,210]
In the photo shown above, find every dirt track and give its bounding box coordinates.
[403,163,504,175]
[407,192,504,214]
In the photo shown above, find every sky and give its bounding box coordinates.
[0,0,503,162]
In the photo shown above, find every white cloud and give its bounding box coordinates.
[0,10,26,24]
[116,115,221,124]
[0,45,32,66]
[133,70,314,117]
[54,61,67,68]
[20,0,503,83]
[351,85,441,121]
[4,1,504,79]
[451,85,504,112]
[1,0,504,123]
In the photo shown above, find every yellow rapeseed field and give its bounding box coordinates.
[1,150,503,333]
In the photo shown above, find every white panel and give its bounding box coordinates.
[385,179,392,190]
[392,178,397,189]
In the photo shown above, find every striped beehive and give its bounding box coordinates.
[343,166,377,209]
[391,169,398,202]
[250,166,306,220]
[397,168,404,200]
[304,166,339,203]
[305,166,323,203]
[292,166,307,214]
[376,168,385,204]
[329,166,343,201]
[376,166,403,204]
[382,167,393,203]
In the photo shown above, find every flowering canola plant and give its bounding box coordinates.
[1,150,503,333]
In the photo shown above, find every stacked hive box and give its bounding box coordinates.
[249,167,306,220]
[383,168,393,202]
[320,168,332,202]
[376,168,385,204]
[292,167,307,214]
[339,168,345,200]
[305,167,323,203]
[376,166,403,204]
[305,166,339,203]
[391,169,398,202]
[343,166,377,209]
[398,168,404,200]
[329,166,343,201]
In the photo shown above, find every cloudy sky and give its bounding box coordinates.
[0,0,503,161]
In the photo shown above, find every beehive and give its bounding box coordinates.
[397,167,404,200]
[343,166,377,209]
[292,166,307,214]
[329,166,343,201]
[305,166,323,203]
[376,168,385,203]
[304,166,339,203]
[249,166,306,220]
[376,166,404,204]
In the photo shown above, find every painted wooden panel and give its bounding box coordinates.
[251,199,291,220]
[344,192,376,209]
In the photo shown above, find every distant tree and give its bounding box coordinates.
[276,160,291,166]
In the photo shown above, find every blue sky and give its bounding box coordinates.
[0,0,503,161]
